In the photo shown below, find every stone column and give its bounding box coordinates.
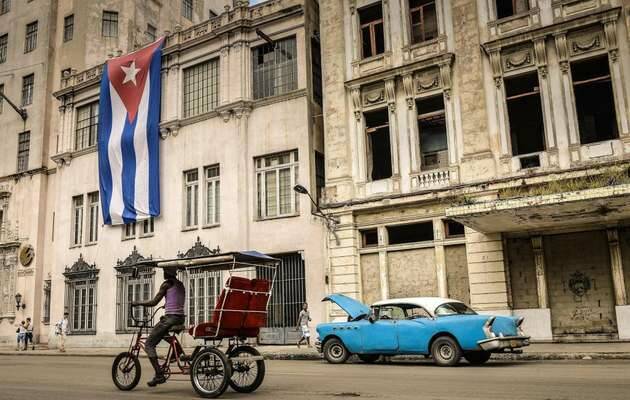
[607,229,627,306]
[385,78,400,177]
[434,218,448,298]
[531,236,549,309]
[534,37,558,162]
[378,226,390,300]
[604,20,629,136]
[402,74,420,173]
[553,33,580,158]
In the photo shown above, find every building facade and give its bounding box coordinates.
[0,0,210,345]
[47,0,325,347]
[320,0,630,341]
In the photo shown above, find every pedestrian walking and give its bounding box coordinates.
[56,312,69,352]
[17,321,26,351]
[296,302,312,348]
[25,317,34,351]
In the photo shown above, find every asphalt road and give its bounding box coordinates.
[0,355,629,400]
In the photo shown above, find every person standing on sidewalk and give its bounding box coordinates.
[25,318,34,351]
[57,312,69,352]
[296,302,312,348]
[17,321,26,351]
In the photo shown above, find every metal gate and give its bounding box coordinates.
[257,252,306,344]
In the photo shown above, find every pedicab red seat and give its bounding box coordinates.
[189,276,270,339]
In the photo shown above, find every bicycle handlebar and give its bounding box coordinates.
[129,304,164,326]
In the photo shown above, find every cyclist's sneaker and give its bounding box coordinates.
[147,375,166,387]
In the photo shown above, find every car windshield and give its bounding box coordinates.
[434,302,477,316]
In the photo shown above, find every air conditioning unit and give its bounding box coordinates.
[422,150,449,170]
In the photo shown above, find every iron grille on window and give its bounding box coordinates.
[17,131,30,172]
[252,37,297,100]
[185,268,221,327]
[0,0,9,15]
[68,280,97,334]
[24,21,38,53]
[256,150,299,219]
[116,268,154,332]
[22,74,34,106]
[0,34,7,63]
[75,102,99,150]
[63,14,74,42]
[409,0,438,43]
[182,0,193,20]
[183,59,219,118]
[102,11,118,37]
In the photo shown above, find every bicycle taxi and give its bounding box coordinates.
[111,251,278,398]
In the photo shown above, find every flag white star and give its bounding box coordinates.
[121,61,141,85]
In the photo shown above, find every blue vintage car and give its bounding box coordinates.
[315,294,530,366]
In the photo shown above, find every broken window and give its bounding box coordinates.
[365,109,392,181]
[505,72,545,156]
[417,96,448,170]
[361,229,379,248]
[496,0,530,19]
[409,0,438,44]
[387,221,434,245]
[571,56,618,145]
[359,3,385,59]
[444,219,465,238]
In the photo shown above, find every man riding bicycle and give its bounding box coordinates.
[132,266,185,387]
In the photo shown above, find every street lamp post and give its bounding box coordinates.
[293,184,340,245]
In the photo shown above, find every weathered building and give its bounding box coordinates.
[47,0,325,347]
[0,0,210,345]
[320,0,630,341]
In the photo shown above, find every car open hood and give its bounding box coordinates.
[322,294,371,320]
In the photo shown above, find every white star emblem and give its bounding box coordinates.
[121,61,141,86]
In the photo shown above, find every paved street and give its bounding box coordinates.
[0,355,629,399]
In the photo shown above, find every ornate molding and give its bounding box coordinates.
[534,38,548,78]
[116,246,151,269]
[402,73,414,109]
[489,50,503,88]
[159,120,181,139]
[351,88,362,121]
[384,79,396,113]
[64,254,99,280]
[51,152,73,168]
[604,20,618,62]
[177,236,220,259]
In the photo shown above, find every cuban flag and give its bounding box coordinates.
[98,38,163,225]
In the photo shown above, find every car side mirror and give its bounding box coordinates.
[368,309,376,323]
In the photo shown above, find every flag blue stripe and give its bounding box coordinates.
[121,117,138,223]
[147,45,162,216]
[97,66,113,225]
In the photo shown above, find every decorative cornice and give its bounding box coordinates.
[64,254,99,280]
[116,246,152,269]
[177,236,220,259]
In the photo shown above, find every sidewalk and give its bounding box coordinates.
[1,342,630,360]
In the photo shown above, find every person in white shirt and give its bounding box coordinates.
[58,312,69,352]
[25,317,34,351]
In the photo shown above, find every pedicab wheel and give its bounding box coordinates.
[228,345,266,393]
[111,352,141,391]
[190,348,232,398]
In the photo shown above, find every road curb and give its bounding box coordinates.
[2,351,629,361]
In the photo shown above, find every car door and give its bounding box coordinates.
[358,306,399,352]
[395,304,435,354]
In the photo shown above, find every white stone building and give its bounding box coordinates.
[320,0,630,341]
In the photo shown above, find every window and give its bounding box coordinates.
[17,131,30,172]
[24,21,37,53]
[102,11,118,37]
[444,219,465,238]
[182,0,193,20]
[256,150,299,219]
[359,4,385,59]
[435,302,476,316]
[375,305,406,320]
[365,109,392,181]
[63,15,74,42]
[71,195,84,246]
[0,34,7,63]
[187,269,221,326]
[183,59,219,117]
[22,74,34,106]
[409,0,438,44]
[505,72,545,155]
[417,96,448,170]
[204,165,220,226]
[75,102,99,150]
[311,37,323,105]
[387,221,434,245]
[361,228,379,248]
[0,0,9,15]
[0,84,4,113]
[252,37,298,99]
[315,151,325,204]
[496,0,530,19]
[571,56,618,145]
[116,267,154,332]
[141,217,155,237]
[184,169,199,228]
[146,24,156,42]
[43,280,51,324]
[68,279,97,334]
[87,192,99,244]
[123,222,136,239]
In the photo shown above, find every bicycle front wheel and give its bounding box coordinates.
[190,347,231,398]
[112,352,141,391]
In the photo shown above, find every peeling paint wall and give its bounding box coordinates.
[507,238,539,309]
[360,253,381,305]
[388,248,437,298]
[445,244,470,305]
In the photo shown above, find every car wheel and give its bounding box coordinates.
[323,338,350,364]
[357,354,380,363]
[464,351,491,365]
[431,336,462,367]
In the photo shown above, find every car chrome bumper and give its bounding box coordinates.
[315,340,322,353]
[477,336,530,352]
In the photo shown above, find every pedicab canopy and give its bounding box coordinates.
[130,251,279,273]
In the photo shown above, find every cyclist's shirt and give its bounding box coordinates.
[165,279,185,315]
